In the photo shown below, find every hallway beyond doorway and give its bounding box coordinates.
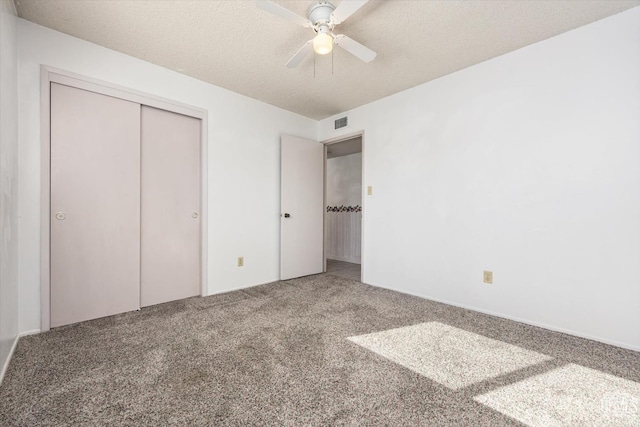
[326,259,361,281]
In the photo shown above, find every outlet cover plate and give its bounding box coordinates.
[483,271,493,284]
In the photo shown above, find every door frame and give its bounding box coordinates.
[40,66,209,332]
[321,130,365,281]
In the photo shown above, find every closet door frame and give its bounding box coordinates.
[40,66,209,332]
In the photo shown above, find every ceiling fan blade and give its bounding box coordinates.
[286,40,313,68]
[256,1,311,27]
[331,0,369,24]
[334,34,377,63]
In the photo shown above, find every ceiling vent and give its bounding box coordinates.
[334,116,348,130]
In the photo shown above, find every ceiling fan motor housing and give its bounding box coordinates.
[309,1,336,32]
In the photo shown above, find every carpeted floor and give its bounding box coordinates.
[1,274,639,426]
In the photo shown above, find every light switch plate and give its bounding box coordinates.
[367,186,373,196]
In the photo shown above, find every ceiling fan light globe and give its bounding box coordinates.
[313,33,333,55]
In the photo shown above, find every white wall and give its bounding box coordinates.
[326,153,362,207]
[17,19,317,332]
[319,8,640,350]
[0,0,19,379]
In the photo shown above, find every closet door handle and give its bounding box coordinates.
[55,212,66,220]
[192,212,198,219]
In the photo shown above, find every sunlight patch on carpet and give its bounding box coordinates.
[347,322,551,389]
[474,364,640,427]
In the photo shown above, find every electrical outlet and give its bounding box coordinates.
[483,270,493,284]
[238,256,244,267]
[367,186,373,196]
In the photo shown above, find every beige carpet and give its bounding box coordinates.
[1,274,639,426]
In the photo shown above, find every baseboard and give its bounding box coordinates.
[326,256,361,264]
[0,335,19,385]
[365,281,640,352]
[206,279,279,297]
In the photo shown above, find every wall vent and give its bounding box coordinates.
[334,116,348,130]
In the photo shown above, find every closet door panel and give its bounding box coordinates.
[50,83,141,328]
[140,106,201,307]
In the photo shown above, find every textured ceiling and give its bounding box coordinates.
[15,0,640,120]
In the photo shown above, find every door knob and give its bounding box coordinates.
[284,213,291,218]
[192,212,198,219]
[55,212,66,220]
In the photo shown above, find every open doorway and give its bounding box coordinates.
[324,135,363,282]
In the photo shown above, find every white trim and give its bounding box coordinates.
[19,329,41,337]
[360,132,366,284]
[366,281,640,352]
[322,129,363,146]
[0,329,40,385]
[40,69,51,331]
[206,280,279,296]
[40,66,210,331]
[43,66,206,119]
[0,335,18,385]
[200,117,209,297]
[323,145,327,273]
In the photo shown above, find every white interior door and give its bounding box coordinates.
[140,106,201,307]
[50,83,141,327]
[280,134,324,280]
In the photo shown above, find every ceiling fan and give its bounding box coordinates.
[256,0,377,68]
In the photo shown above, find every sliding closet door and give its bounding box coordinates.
[140,106,201,307]
[50,83,141,328]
